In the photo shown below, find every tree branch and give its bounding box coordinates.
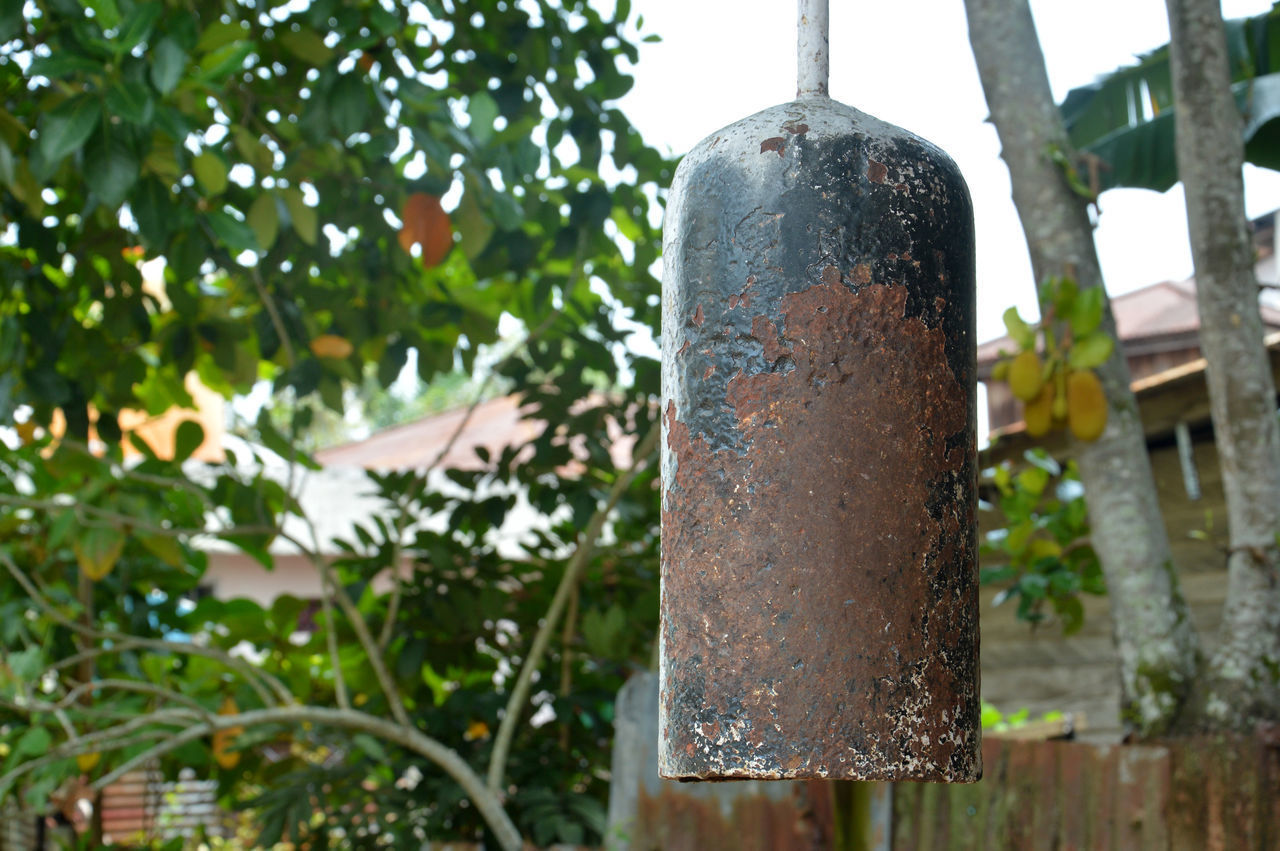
[1,554,292,706]
[0,493,277,539]
[89,705,523,851]
[486,423,659,792]
[281,528,410,728]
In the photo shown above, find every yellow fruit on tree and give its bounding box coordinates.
[309,334,354,360]
[1052,369,1068,422]
[1008,350,1045,402]
[76,751,101,773]
[1066,369,1108,442]
[15,420,37,445]
[1023,382,1054,437]
[212,696,244,770]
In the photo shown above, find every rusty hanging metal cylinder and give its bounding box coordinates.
[659,0,981,782]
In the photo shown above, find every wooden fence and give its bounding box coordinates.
[0,768,229,849]
[892,730,1280,850]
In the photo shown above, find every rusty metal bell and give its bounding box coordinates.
[658,2,980,783]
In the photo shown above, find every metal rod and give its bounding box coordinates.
[798,0,830,97]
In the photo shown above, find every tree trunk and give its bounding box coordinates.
[1165,0,1280,730]
[964,0,1201,736]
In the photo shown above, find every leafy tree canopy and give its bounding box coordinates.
[0,0,669,846]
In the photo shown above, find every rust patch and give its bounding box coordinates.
[760,137,787,158]
[820,265,841,286]
[783,120,810,135]
[677,339,691,356]
[661,282,978,782]
[852,264,872,285]
[703,365,716,380]
[867,160,888,183]
[692,303,705,326]
[750,315,792,364]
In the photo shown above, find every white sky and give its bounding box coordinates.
[617,0,1280,344]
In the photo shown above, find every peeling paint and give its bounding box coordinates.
[761,137,787,158]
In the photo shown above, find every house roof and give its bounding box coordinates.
[976,277,1280,368]
[314,394,542,470]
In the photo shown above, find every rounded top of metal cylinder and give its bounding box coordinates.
[672,96,966,199]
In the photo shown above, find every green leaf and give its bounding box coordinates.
[37,96,103,164]
[174,420,205,462]
[113,2,161,53]
[278,27,333,65]
[81,0,121,31]
[150,37,188,95]
[467,92,499,146]
[131,177,175,248]
[281,186,317,245]
[0,139,12,187]
[197,40,254,83]
[1022,449,1060,476]
[1067,332,1114,369]
[195,20,245,54]
[0,2,23,42]
[1016,466,1050,497]
[1050,276,1077,319]
[980,565,1017,585]
[1001,306,1035,349]
[106,81,154,124]
[207,209,258,253]
[352,733,387,762]
[8,647,43,682]
[1071,286,1105,337]
[247,193,279,251]
[1005,520,1034,556]
[1053,595,1085,635]
[85,138,140,207]
[74,526,126,581]
[28,54,104,80]
[193,151,228,195]
[14,726,52,760]
[140,533,184,567]
[455,188,493,259]
[232,125,273,174]
[328,74,368,139]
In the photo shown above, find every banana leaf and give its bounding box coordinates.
[1059,2,1280,191]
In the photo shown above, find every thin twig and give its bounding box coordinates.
[53,679,212,717]
[316,552,350,711]
[486,424,660,792]
[0,494,277,539]
[281,529,409,728]
[249,263,298,369]
[376,506,409,652]
[558,583,579,754]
